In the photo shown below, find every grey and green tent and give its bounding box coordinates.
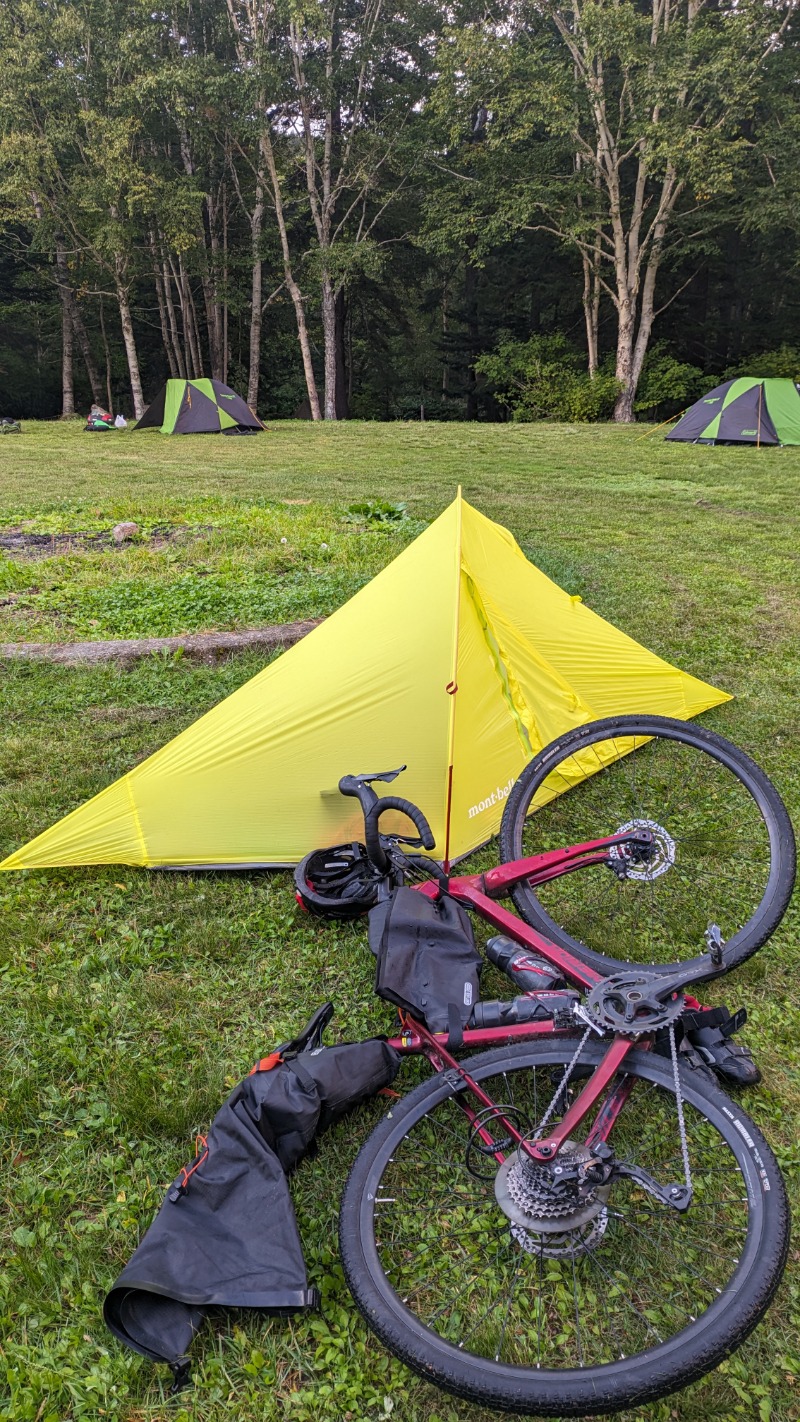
[134,379,264,435]
[666,377,800,446]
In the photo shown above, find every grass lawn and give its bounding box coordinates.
[1,420,799,1422]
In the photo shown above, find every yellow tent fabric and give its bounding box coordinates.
[1,494,730,872]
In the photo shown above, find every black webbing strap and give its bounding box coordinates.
[446,1003,463,1051]
[682,1005,747,1038]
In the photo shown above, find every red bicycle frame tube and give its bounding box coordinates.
[411,834,644,991]
[480,833,640,898]
[380,837,694,1167]
[414,875,603,990]
[389,1014,636,1167]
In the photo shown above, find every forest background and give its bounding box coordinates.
[1,0,799,427]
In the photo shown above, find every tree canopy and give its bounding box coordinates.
[1,0,798,422]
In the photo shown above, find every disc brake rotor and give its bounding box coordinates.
[609,817,676,880]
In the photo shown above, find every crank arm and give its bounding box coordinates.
[612,1162,692,1212]
[642,926,733,1005]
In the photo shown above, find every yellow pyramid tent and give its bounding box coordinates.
[1,494,729,872]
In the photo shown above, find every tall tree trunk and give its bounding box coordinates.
[178,127,222,377]
[160,252,187,379]
[575,149,600,378]
[612,186,674,421]
[115,264,145,418]
[185,274,204,379]
[581,240,601,377]
[54,241,75,417]
[99,296,114,413]
[59,291,75,417]
[208,183,225,380]
[321,274,338,420]
[150,232,178,378]
[258,128,321,420]
[613,300,636,423]
[175,256,202,378]
[223,7,321,418]
[247,175,265,410]
[154,266,179,378]
[222,175,229,383]
[71,301,104,402]
[334,288,348,418]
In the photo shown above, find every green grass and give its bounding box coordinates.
[1,420,799,1422]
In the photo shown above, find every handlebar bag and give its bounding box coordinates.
[372,886,482,1033]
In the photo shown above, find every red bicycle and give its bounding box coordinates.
[296,715,795,1416]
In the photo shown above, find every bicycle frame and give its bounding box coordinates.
[385,835,702,1169]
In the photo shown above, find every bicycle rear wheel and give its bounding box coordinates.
[340,1039,789,1417]
[498,715,795,978]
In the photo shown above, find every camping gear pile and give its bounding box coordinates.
[667,376,800,445]
[133,378,264,435]
[103,1005,399,1391]
[85,405,115,432]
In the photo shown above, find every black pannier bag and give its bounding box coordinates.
[104,1009,400,1390]
[371,886,483,1034]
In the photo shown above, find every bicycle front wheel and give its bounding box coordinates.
[498,715,795,977]
[340,1039,788,1417]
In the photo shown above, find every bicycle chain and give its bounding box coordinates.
[532,1027,593,1140]
[668,1021,693,1195]
[527,1026,693,1206]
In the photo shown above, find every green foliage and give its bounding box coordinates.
[725,346,800,382]
[0,556,30,594]
[341,500,411,529]
[476,335,620,422]
[634,345,709,416]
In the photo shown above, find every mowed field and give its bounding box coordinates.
[1,420,799,1422]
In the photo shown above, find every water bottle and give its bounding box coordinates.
[469,995,553,1028]
[485,935,563,991]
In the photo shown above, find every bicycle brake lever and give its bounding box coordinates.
[351,766,407,787]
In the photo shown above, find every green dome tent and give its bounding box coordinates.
[666,377,800,446]
[134,378,264,435]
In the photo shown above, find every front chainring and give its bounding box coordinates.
[585,972,685,1036]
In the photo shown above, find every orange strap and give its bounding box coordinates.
[177,1134,208,1191]
[250,1051,283,1075]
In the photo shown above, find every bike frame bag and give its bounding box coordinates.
[371,886,482,1034]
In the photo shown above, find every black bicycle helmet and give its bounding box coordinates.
[294,841,385,919]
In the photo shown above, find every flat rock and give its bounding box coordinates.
[0,620,320,667]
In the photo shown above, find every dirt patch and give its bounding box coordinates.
[0,525,213,558]
[0,620,320,666]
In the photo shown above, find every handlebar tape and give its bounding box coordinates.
[366,796,436,852]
